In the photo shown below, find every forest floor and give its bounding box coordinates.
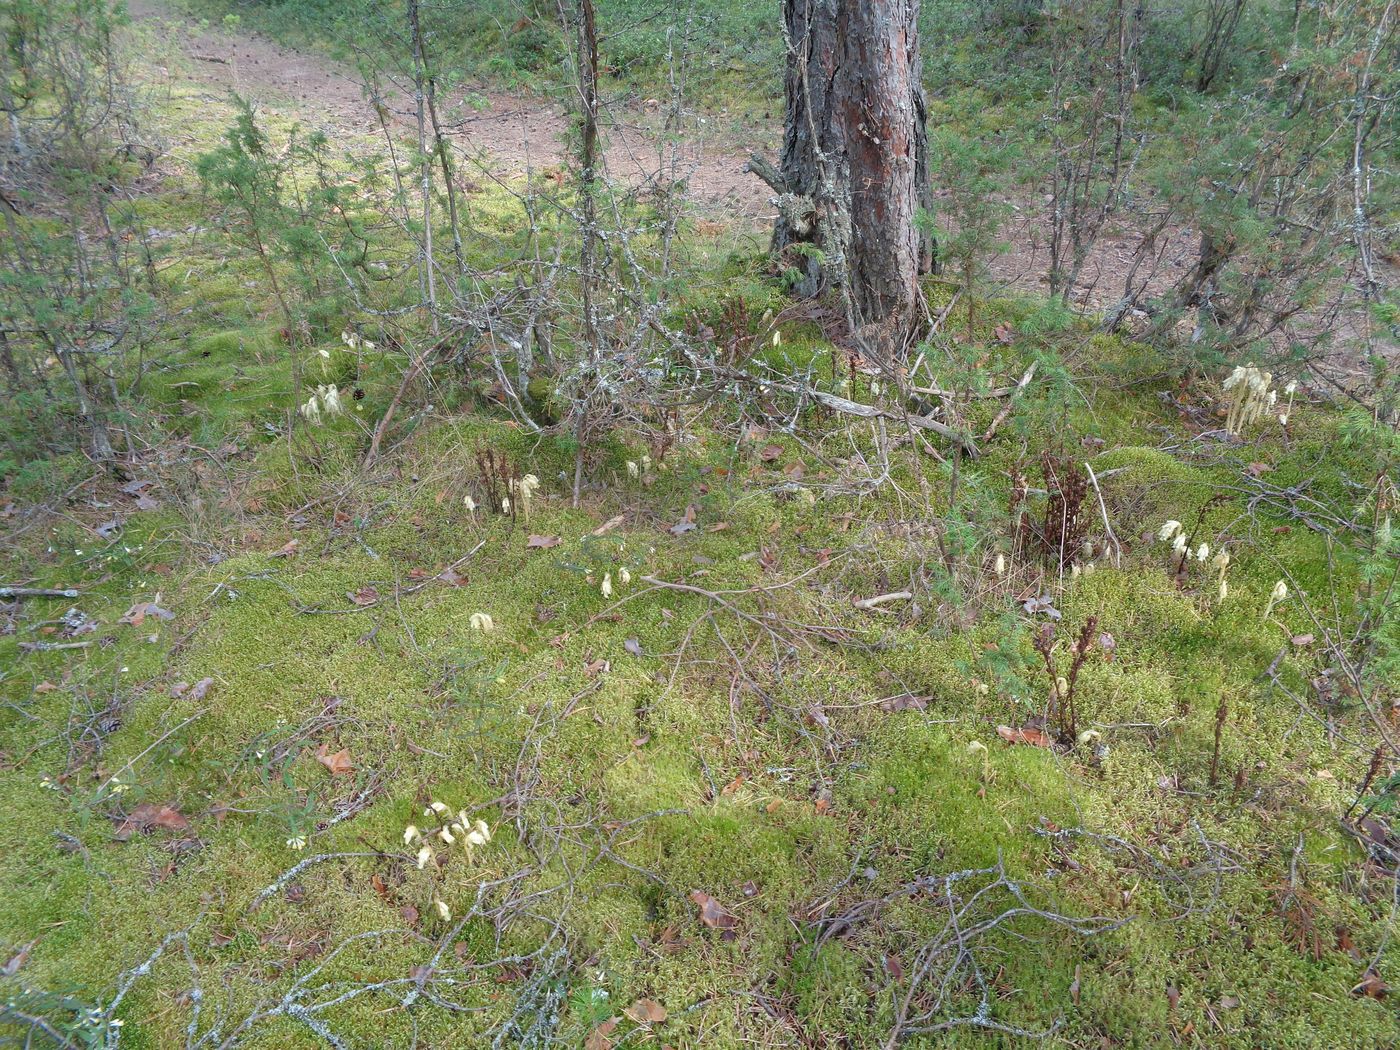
[0,7,1397,1050]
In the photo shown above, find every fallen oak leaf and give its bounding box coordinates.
[315,743,354,776]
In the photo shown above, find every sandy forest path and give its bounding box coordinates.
[127,0,1392,379]
[128,0,1170,307]
[129,0,773,220]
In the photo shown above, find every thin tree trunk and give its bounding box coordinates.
[408,0,439,335]
[571,0,601,508]
[52,339,113,463]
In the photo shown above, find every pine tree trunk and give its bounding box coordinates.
[761,0,932,361]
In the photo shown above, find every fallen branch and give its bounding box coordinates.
[1,586,81,598]
[247,852,396,912]
[853,590,913,611]
[806,389,981,456]
[18,640,93,652]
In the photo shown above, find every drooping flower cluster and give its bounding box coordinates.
[299,384,345,425]
[509,474,542,523]
[1221,365,1278,436]
[340,329,377,351]
[625,453,653,481]
[1160,521,1231,600]
[405,804,493,874]
[1212,549,1231,602]
[600,565,631,599]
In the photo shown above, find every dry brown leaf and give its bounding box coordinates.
[996,724,1053,748]
[880,694,929,713]
[3,940,36,977]
[114,803,190,841]
[624,998,667,1025]
[669,504,699,536]
[118,601,175,627]
[1353,971,1389,999]
[348,586,379,607]
[171,677,215,701]
[690,890,738,930]
[527,534,562,549]
[584,1018,619,1050]
[315,743,354,776]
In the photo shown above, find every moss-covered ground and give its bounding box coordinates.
[2,19,1398,1050]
